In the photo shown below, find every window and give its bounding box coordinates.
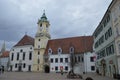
[65,58,68,63]
[15,64,17,68]
[118,44,120,53]
[38,39,41,41]
[106,44,114,56]
[17,53,19,60]
[48,48,52,55]
[78,56,80,62]
[90,57,94,62]
[12,49,14,51]
[38,51,40,55]
[91,66,95,71]
[55,58,58,63]
[23,63,26,68]
[20,49,23,52]
[40,24,42,27]
[75,56,77,63]
[81,57,84,62]
[60,58,63,63]
[23,52,25,60]
[38,58,40,64]
[11,53,14,61]
[29,52,32,60]
[38,45,40,48]
[51,58,53,63]
[65,66,68,71]
[30,47,32,49]
[58,48,62,55]
[70,47,74,53]
[55,66,58,71]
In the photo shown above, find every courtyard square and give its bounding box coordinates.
[0,72,117,80]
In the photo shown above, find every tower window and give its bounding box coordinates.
[38,39,41,41]
[38,51,40,55]
[40,24,42,27]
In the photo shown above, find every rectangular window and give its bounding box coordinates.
[11,53,14,61]
[29,52,32,60]
[17,53,19,60]
[60,58,63,63]
[38,58,40,64]
[55,58,58,63]
[51,58,53,63]
[23,52,25,60]
[81,57,84,62]
[15,64,17,68]
[23,63,26,68]
[65,66,68,71]
[75,56,77,63]
[55,66,58,71]
[65,58,68,63]
[91,66,95,71]
[90,57,94,62]
[118,44,120,53]
[78,56,80,62]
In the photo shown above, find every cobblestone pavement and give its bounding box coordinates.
[0,72,118,80]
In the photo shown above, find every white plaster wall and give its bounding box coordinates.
[49,54,70,72]
[9,45,34,71]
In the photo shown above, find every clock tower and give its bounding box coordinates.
[33,11,51,72]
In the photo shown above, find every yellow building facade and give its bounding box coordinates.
[32,12,51,72]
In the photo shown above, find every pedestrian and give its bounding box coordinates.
[0,67,1,75]
[2,66,4,73]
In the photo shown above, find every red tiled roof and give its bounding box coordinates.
[0,51,9,58]
[45,36,93,55]
[14,35,34,47]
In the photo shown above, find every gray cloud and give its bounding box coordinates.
[0,0,112,50]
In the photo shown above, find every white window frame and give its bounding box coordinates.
[70,47,74,54]
[48,48,52,55]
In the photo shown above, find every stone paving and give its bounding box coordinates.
[0,72,118,80]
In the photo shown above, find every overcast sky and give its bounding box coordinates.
[0,0,112,50]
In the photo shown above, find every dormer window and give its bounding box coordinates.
[58,48,62,55]
[48,48,52,55]
[70,47,74,53]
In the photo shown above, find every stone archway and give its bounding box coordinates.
[44,65,50,73]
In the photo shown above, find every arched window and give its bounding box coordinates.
[48,48,52,55]
[70,47,74,53]
[58,47,62,55]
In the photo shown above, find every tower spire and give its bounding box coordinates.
[41,10,47,21]
[1,41,6,53]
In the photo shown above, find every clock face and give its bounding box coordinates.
[40,33,43,36]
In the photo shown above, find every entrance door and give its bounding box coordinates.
[10,66,12,71]
[18,65,22,71]
[28,65,31,71]
[45,65,50,73]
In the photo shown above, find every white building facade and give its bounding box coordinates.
[9,35,34,72]
[44,36,96,74]
[93,0,120,78]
